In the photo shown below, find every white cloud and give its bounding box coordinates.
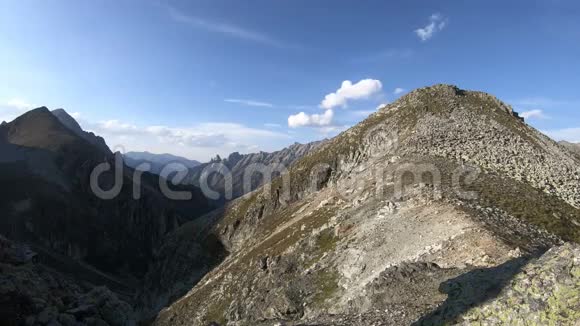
[288,109,334,128]
[415,13,447,41]
[543,127,580,143]
[6,98,34,110]
[520,109,548,120]
[317,125,350,135]
[376,103,389,110]
[224,98,274,108]
[84,118,291,161]
[320,79,383,110]
[511,97,568,108]
[393,88,405,95]
[351,110,377,118]
[0,98,36,122]
[98,120,139,134]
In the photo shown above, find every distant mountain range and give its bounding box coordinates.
[123,151,201,176]
[123,142,324,202]
[185,140,325,201]
[559,140,580,157]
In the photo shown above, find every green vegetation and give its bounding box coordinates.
[204,297,230,325]
[312,270,340,306]
[304,228,339,268]
[468,172,580,244]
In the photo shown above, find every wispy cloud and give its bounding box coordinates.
[224,98,274,108]
[511,97,578,108]
[0,98,36,122]
[543,127,580,143]
[353,48,414,63]
[520,109,548,120]
[393,88,405,95]
[415,13,448,41]
[82,117,291,161]
[350,109,377,118]
[165,5,296,49]
[6,98,35,110]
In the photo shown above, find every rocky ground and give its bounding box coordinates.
[0,235,135,326]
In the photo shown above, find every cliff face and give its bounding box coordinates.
[151,85,580,325]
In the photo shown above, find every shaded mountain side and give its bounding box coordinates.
[0,235,136,326]
[184,141,325,202]
[123,151,201,176]
[51,108,112,155]
[0,107,215,284]
[151,85,580,325]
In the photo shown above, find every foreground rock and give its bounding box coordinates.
[0,235,135,326]
[458,243,580,325]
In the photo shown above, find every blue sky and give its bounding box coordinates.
[1,0,579,160]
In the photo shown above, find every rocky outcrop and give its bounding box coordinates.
[459,243,580,325]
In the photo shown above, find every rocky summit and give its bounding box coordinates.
[1,85,580,326]
[149,85,580,325]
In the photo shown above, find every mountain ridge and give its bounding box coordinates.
[51,108,112,154]
[151,84,580,325]
[123,151,201,176]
